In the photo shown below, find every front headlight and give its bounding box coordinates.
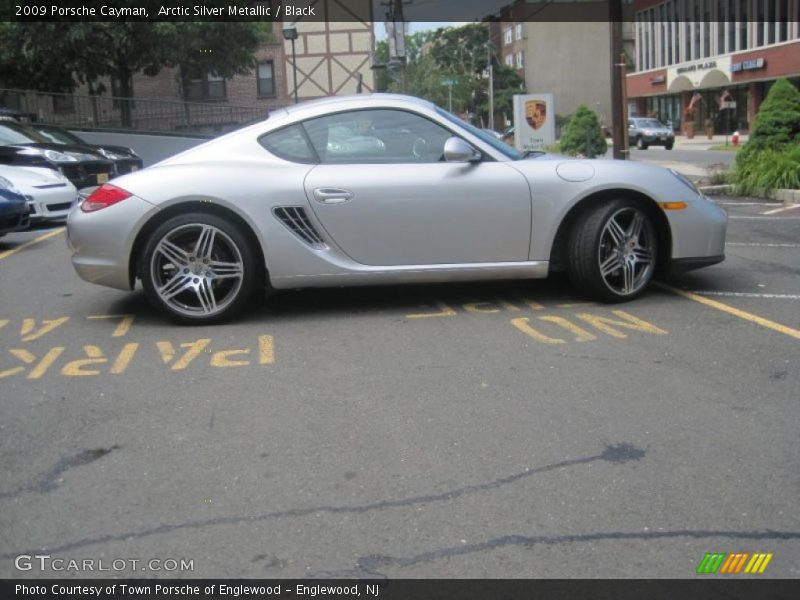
[43,149,78,163]
[669,168,713,201]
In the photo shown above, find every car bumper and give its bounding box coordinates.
[26,187,78,222]
[67,194,156,291]
[113,159,144,176]
[665,196,727,260]
[643,135,675,144]
[0,205,30,234]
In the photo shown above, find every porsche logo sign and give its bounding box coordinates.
[514,93,555,152]
[525,100,548,130]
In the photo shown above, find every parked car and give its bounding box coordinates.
[0,122,114,190]
[0,165,78,223]
[482,128,504,140]
[0,174,31,237]
[0,106,36,123]
[29,123,143,176]
[628,117,675,150]
[67,94,726,324]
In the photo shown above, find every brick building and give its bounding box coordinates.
[626,0,800,134]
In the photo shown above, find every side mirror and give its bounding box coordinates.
[443,137,481,163]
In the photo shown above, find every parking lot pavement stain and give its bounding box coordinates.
[0,443,644,559]
[0,445,120,500]
[325,528,800,579]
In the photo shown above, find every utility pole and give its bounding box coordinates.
[487,41,495,130]
[384,0,410,93]
[609,0,627,160]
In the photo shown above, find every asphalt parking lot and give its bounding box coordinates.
[0,197,798,579]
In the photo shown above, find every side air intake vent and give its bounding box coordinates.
[273,206,327,249]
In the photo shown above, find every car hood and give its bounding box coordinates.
[6,142,109,162]
[0,165,74,190]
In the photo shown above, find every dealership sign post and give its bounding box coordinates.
[513,94,555,152]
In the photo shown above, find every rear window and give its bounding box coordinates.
[258,124,317,163]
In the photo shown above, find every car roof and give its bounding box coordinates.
[284,93,435,116]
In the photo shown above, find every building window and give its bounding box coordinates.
[503,28,512,45]
[257,61,275,97]
[504,54,514,67]
[515,51,524,69]
[185,72,227,101]
[514,23,523,41]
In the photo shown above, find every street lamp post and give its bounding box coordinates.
[282,26,299,104]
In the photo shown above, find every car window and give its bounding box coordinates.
[35,127,83,145]
[0,123,44,145]
[435,107,522,160]
[258,124,317,163]
[301,109,452,164]
[637,119,665,128]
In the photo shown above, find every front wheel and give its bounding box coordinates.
[636,136,648,150]
[140,213,256,324]
[567,199,658,302]
[664,140,674,150]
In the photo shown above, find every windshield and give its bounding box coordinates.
[636,119,667,129]
[0,123,48,145]
[33,126,84,145]
[435,107,522,160]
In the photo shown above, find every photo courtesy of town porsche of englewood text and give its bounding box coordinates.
[0,1,799,598]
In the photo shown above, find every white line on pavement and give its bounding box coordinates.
[717,202,783,207]
[729,215,800,220]
[691,290,800,300]
[726,242,800,248]
[761,204,800,215]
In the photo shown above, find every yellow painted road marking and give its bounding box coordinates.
[539,315,597,342]
[463,301,500,314]
[87,314,135,337]
[657,283,800,341]
[20,317,70,342]
[27,347,65,379]
[0,227,64,261]
[511,317,565,344]
[211,348,250,367]
[157,339,211,370]
[110,343,139,374]
[62,345,108,377]
[258,335,274,364]
[576,310,668,339]
[406,301,457,319]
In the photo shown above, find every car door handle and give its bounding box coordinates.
[314,188,353,204]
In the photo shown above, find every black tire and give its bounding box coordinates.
[664,140,674,150]
[140,212,257,324]
[567,198,658,303]
[636,136,648,150]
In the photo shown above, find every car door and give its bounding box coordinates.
[301,108,531,267]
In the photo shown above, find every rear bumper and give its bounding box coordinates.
[669,254,725,274]
[67,194,156,291]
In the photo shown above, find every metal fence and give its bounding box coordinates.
[0,88,271,134]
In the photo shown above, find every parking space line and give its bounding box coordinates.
[726,242,800,248]
[691,291,800,300]
[0,227,64,261]
[656,283,800,341]
[762,204,800,215]
[729,216,800,221]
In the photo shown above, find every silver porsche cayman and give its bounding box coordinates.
[67,94,727,324]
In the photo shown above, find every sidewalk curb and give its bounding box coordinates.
[698,185,800,204]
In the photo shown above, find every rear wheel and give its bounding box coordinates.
[567,199,657,302]
[141,213,256,324]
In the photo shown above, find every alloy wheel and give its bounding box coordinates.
[597,207,655,296]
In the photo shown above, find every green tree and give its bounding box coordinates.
[559,104,608,157]
[735,79,800,194]
[0,9,266,127]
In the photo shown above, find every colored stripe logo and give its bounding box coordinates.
[696,552,773,574]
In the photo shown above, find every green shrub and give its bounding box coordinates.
[734,78,800,195]
[735,144,800,196]
[558,105,607,158]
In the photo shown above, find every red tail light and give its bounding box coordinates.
[81,184,132,212]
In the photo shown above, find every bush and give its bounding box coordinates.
[558,105,607,158]
[735,145,800,196]
[734,78,800,195]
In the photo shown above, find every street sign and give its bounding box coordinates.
[722,101,737,110]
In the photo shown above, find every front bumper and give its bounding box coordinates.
[67,194,156,291]
[0,205,30,234]
[26,187,78,222]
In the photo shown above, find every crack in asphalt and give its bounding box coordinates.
[0,443,643,558]
[310,529,800,579]
[0,445,120,500]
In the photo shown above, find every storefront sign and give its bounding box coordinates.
[731,58,766,73]
[676,60,717,74]
[650,75,666,84]
[513,93,555,152]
